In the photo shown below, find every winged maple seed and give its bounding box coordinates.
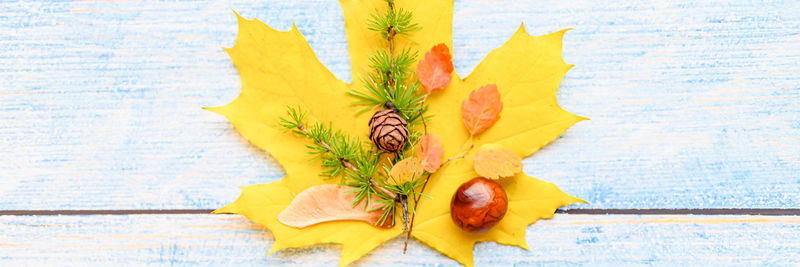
[278,184,393,228]
[207,1,587,266]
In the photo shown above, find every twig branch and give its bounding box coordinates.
[372,180,397,199]
[403,140,471,252]
[399,194,409,231]
[442,153,467,166]
[403,173,431,253]
[386,1,397,92]
[403,142,470,252]
[296,124,396,199]
[418,109,428,135]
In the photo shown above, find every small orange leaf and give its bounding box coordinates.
[461,84,503,136]
[389,157,424,185]
[417,43,454,94]
[418,133,444,173]
[473,143,523,179]
[278,184,392,229]
[430,43,454,72]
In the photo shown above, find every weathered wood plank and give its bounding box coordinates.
[0,214,798,265]
[1,0,798,210]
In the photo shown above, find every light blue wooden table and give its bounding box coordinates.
[1,0,798,265]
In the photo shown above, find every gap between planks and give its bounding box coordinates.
[1,208,799,216]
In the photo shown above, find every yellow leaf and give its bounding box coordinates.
[473,143,523,179]
[388,157,424,185]
[209,1,586,266]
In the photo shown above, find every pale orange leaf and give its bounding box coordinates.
[418,133,444,173]
[461,84,503,136]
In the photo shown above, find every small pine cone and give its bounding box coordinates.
[368,109,409,152]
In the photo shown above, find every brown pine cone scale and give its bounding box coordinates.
[368,109,409,153]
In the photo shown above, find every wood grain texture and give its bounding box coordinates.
[0,214,798,265]
[1,0,798,210]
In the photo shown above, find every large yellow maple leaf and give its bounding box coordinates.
[209,0,586,266]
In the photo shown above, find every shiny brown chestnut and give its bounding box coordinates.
[450,177,508,233]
